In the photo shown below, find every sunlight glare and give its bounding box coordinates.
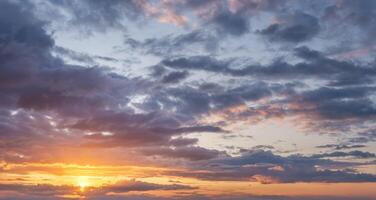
[77,176,89,192]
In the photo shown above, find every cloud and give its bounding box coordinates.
[157,49,376,131]
[134,0,188,26]
[37,0,143,34]
[53,46,122,65]
[177,0,289,37]
[228,0,286,13]
[159,48,376,82]
[91,179,196,194]
[322,0,376,43]
[87,195,376,200]
[0,0,55,88]
[0,183,76,197]
[0,0,226,165]
[296,86,376,120]
[161,71,189,84]
[0,1,376,199]
[348,129,376,144]
[141,146,224,161]
[211,11,250,36]
[167,150,376,183]
[73,111,227,149]
[1,185,374,200]
[124,30,220,56]
[38,0,189,33]
[316,144,367,150]
[0,180,196,198]
[160,56,230,74]
[259,12,320,43]
[136,82,274,120]
[312,151,376,159]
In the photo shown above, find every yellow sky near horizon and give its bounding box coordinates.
[1,162,376,199]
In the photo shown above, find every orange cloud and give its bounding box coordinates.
[135,0,188,26]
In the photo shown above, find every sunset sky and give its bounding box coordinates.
[1,0,376,199]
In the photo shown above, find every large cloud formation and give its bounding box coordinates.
[1,0,376,200]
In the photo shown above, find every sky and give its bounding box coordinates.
[0,0,376,199]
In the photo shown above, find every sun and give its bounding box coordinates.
[79,181,87,191]
[77,176,89,192]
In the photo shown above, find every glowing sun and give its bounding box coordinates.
[77,176,89,192]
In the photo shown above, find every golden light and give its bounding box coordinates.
[77,176,89,192]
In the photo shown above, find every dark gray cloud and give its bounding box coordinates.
[0,0,226,165]
[259,12,320,43]
[157,48,376,128]
[159,47,376,82]
[211,11,250,36]
[0,0,56,88]
[312,151,376,159]
[53,46,122,65]
[168,137,198,147]
[295,86,376,120]
[304,98,376,120]
[316,144,367,150]
[175,0,289,37]
[348,129,376,144]
[300,86,374,102]
[174,0,251,36]
[168,150,376,183]
[71,111,227,151]
[228,0,287,13]
[136,82,274,120]
[161,71,189,84]
[53,46,97,64]
[124,30,220,56]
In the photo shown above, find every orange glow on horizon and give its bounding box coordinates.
[1,162,376,199]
